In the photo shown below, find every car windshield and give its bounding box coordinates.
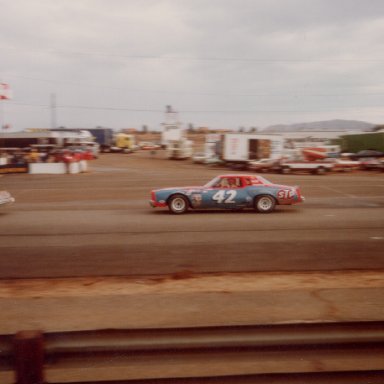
[204,176,220,188]
[256,176,271,184]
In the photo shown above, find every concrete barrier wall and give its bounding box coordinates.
[29,163,67,174]
[79,160,88,172]
[28,161,88,174]
[68,162,80,174]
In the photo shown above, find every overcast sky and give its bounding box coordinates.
[1,0,383,131]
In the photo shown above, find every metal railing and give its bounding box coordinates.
[1,321,384,384]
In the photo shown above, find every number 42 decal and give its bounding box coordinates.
[212,190,237,204]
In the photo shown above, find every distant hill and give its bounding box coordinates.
[263,119,375,133]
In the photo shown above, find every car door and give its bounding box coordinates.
[200,177,248,209]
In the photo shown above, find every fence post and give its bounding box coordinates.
[14,331,45,384]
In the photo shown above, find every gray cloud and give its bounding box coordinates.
[0,0,383,131]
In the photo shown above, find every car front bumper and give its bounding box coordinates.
[149,200,167,208]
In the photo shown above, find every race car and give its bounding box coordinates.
[150,174,304,214]
[0,191,15,207]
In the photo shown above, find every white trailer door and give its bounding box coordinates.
[224,135,248,161]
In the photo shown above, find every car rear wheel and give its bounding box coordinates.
[281,166,291,174]
[255,195,276,213]
[168,195,189,214]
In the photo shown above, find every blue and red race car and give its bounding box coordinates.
[150,174,304,214]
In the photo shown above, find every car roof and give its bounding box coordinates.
[218,174,257,178]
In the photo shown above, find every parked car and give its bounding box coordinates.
[205,156,224,166]
[329,158,360,172]
[247,158,279,173]
[192,152,207,164]
[150,174,304,214]
[277,160,334,175]
[359,158,383,171]
[139,141,161,150]
[353,150,384,159]
[66,146,96,160]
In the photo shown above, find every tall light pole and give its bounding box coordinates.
[0,97,3,130]
[0,82,11,130]
[50,93,57,129]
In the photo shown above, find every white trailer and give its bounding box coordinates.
[161,125,184,147]
[222,133,284,164]
[0,130,95,149]
[166,138,193,159]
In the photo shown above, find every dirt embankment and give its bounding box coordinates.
[1,270,384,333]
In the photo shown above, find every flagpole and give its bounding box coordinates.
[0,81,10,130]
[0,79,3,130]
[0,99,3,130]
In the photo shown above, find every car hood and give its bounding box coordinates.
[155,186,203,192]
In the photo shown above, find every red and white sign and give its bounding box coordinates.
[0,83,11,100]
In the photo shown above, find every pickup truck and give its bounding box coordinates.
[277,161,334,175]
[248,158,280,173]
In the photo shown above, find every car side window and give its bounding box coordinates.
[215,177,242,188]
[214,178,229,188]
[228,177,241,188]
[246,176,263,185]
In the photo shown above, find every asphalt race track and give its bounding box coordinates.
[1,152,383,279]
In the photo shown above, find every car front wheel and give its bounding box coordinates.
[316,166,326,175]
[168,195,189,214]
[255,195,276,213]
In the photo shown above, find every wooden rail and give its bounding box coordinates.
[1,322,384,384]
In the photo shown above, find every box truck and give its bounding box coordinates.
[221,133,284,165]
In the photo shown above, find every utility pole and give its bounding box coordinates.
[0,81,11,130]
[50,93,57,129]
[0,98,3,130]
[0,80,3,130]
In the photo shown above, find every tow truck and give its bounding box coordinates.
[275,148,335,175]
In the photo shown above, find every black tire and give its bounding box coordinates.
[281,166,291,174]
[315,166,326,175]
[254,195,276,213]
[168,195,189,214]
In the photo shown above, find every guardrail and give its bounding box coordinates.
[1,321,384,384]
